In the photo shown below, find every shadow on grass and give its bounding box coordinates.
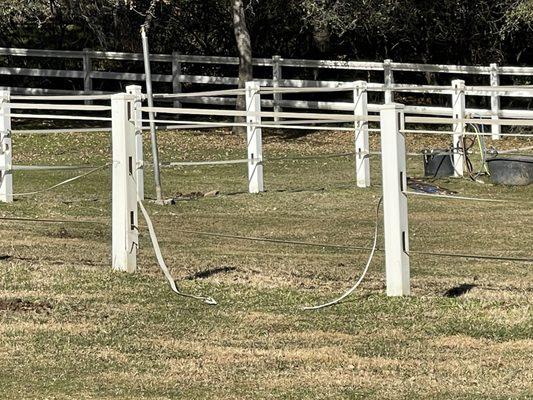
[187,266,237,280]
[444,283,477,298]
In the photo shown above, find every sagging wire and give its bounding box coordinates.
[11,163,111,197]
[302,196,382,311]
[134,180,216,305]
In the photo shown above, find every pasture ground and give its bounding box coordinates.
[0,127,532,399]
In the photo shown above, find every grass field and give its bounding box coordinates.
[0,127,532,399]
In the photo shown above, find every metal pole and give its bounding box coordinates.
[141,26,163,203]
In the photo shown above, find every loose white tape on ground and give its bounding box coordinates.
[136,190,217,305]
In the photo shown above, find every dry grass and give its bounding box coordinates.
[0,128,532,399]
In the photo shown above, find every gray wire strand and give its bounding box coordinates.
[13,164,110,197]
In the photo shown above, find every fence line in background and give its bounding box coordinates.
[5,47,533,140]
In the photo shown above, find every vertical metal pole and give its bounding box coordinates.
[354,81,370,188]
[380,103,410,296]
[490,63,501,140]
[0,89,12,203]
[272,55,282,122]
[384,59,394,104]
[245,81,264,193]
[141,26,163,203]
[172,51,182,110]
[126,85,144,200]
[452,79,466,177]
[111,93,138,273]
[82,48,93,105]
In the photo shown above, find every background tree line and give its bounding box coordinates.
[1,0,533,66]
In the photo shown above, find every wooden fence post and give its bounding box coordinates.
[272,55,283,122]
[245,81,264,193]
[0,89,12,203]
[384,59,394,104]
[111,93,138,273]
[354,81,370,188]
[380,103,410,296]
[126,85,144,200]
[82,48,93,105]
[452,79,466,177]
[490,63,501,140]
[172,51,182,109]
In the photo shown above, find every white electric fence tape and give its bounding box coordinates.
[136,191,217,305]
[303,197,382,310]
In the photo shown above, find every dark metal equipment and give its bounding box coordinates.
[486,156,533,186]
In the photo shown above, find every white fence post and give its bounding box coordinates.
[354,81,370,188]
[272,55,283,122]
[0,89,12,203]
[245,81,264,193]
[126,85,144,200]
[82,48,93,105]
[490,63,501,140]
[172,51,182,109]
[452,79,466,177]
[111,93,138,273]
[384,59,394,104]
[380,103,410,296]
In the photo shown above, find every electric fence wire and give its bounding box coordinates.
[12,163,111,197]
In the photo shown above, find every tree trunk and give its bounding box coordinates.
[232,0,253,133]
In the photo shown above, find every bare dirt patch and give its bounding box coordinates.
[0,298,53,313]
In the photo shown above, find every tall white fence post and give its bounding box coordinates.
[245,81,264,193]
[380,103,410,296]
[272,55,283,122]
[0,89,12,203]
[490,63,501,140]
[384,59,394,104]
[112,93,138,273]
[354,80,370,188]
[126,85,144,200]
[172,51,182,109]
[452,79,466,177]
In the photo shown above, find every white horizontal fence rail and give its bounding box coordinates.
[4,47,533,138]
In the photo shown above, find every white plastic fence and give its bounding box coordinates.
[1,83,532,297]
